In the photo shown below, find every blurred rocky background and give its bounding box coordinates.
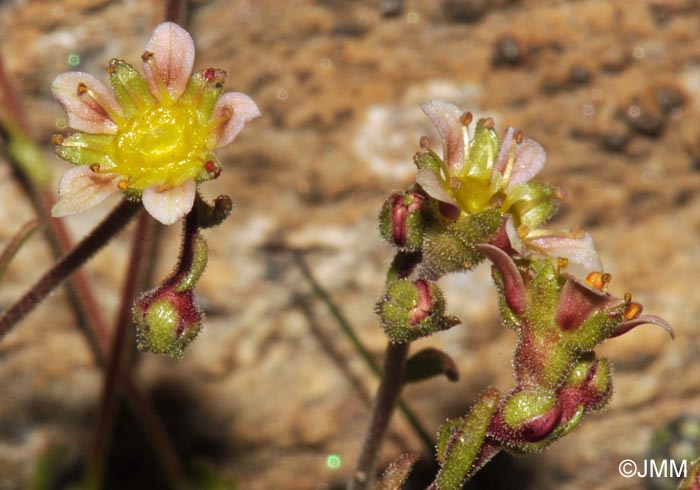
[0,0,699,489]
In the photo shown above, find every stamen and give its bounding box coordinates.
[117,179,129,190]
[460,112,473,126]
[483,117,495,130]
[624,292,632,303]
[514,129,524,144]
[419,135,432,149]
[554,188,568,201]
[516,224,529,237]
[76,82,123,123]
[89,163,101,173]
[585,271,611,291]
[142,50,171,102]
[52,134,65,145]
[624,302,642,320]
[556,257,569,272]
[569,227,585,239]
[204,68,216,81]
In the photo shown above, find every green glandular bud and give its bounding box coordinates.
[377,279,456,343]
[378,191,426,251]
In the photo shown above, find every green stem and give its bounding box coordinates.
[348,342,410,490]
[294,252,434,453]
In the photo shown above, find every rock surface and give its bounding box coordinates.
[0,0,698,489]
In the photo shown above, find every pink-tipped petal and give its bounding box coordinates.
[478,243,527,315]
[52,72,121,134]
[211,92,261,148]
[493,126,515,177]
[528,232,602,272]
[504,215,528,256]
[143,22,195,100]
[142,179,196,225]
[421,100,465,170]
[610,315,674,339]
[507,138,546,188]
[51,166,120,217]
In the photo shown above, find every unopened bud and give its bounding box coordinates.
[492,388,562,445]
[379,191,426,251]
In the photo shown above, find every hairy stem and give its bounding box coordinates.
[348,342,410,490]
[0,218,40,281]
[0,199,140,340]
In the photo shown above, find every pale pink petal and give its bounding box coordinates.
[508,138,546,188]
[611,315,674,339]
[52,72,122,134]
[556,277,613,331]
[51,166,120,217]
[421,100,465,170]
[416,168,457,206]
[528,232,602,272]
[143,22,195,100]
[504,215,528,256]
[493,126,515,177]
[211,92,261,148]
[477,244,526,315]
[142,179,196,225]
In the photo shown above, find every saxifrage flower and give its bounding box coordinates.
[51,22,260,224]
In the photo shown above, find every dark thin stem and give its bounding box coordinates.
[85,211,153,490]
[294,252,434,453]
[0,199,140,340]
[348,342,410,490]
[164,0,188,25]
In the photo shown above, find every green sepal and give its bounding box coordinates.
[503,180,560,230]
[462,118,499,180]
[524,260,561,333]
[562,308,625,352]
[108,59,156,118]
[501,388,557,430]
[413,150,443,174]
[55,133,117,168]
[180,69,226,125]
[405,347,459,383]
[420,208,502,278]
[435,387,501,490]
[506,406,585,454]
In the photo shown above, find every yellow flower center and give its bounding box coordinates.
[111,100,210,190]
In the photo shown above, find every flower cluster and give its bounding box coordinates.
[374,101,673,488]
[51,22,260,224]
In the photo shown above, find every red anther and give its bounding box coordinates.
[205,160,216,173]
[204,68,216,81]
[514,129,524,144]
[141,50,154,61]
[483,117,495,130]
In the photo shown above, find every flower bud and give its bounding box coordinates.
[378,191,426,251]
[490,388,562,446]
[559,354,612,414]
[134,286,203,358]
[377,279,457,343]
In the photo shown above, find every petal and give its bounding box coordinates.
[142,179,196,225]
[610,315,674,339]
[421,100,465,170]
[210,92,261,148]
[477,244,527,315]
[416,168,457,205]
[493,126,515,177]
[52,72,122,134]
[51,166,120,217]
[528,232,602,272]
[143,22,195,101]
[508,138,546,188]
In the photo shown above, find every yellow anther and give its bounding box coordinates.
[77,82,88,95]
[585,271,611,290]
[624,302,642,320]
[556,257,569,272]
[52,134,64,145]
[624,292,632,303]
[89,163,100,173]
[516,224,530,237]
[117,179,129,190]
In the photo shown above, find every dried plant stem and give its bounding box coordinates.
[348,341,410,490]
[0,199,140,339]
[0,218,40,281]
